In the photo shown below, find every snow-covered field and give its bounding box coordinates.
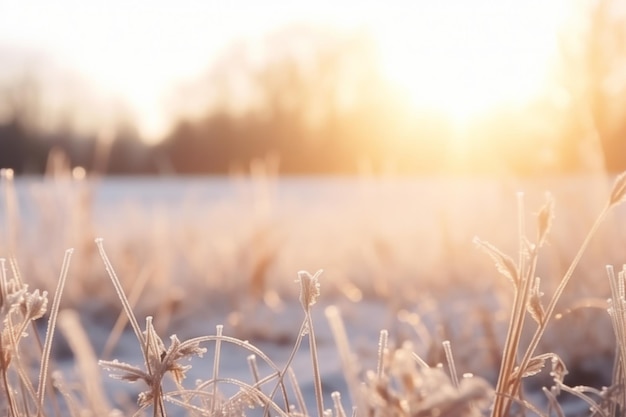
[2,174,626,415]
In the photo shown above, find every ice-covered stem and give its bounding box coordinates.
[262,269,323,416]
[376,329,388,379]
[95,239,146,354]
[211,325,223,415]
[0,258,18,415]
[490,193,538,417]
[497,172,626,417]
[182,333,288,413]
[247,354,260,385]
[37,248,73,417]
[516,192,526,286]
[442,340,459,389]
[297,270,325,417]
[332,391,347,417]
[606,265,626,411]
[509,204,608,397]
[288,367,307,415]
[1,169,19,256]
[0,258,7,310]
[307,319,324,417]
[144,316,166,417]
[263,318,307,414]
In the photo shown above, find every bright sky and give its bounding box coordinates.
[0,0,572,142]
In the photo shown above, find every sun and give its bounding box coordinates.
[371,0,571,127]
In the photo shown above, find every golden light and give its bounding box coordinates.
[0,0,577,149]
[372,0,571,127]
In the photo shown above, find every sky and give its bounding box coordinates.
[0,0,573,142]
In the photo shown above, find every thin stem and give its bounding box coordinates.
[37,248,73,416]
[247,355,260,385]
[0,339,19,417]
[5,312,38,407]
[95,239,147,357]
[166,378,291,417]
[442,340,459,389]
[0,258,7,309]
[211,325,223,415]
[503,205,609,416]
[556,383,609,417]
[144,316,155,379]
[153,384,165,417]
[288,367,307,415]
[493,249,536,417]
[332,391,347,417]
[492,194,531,417]
[261,320,309,416]
[307,313,324,417]
[517,192,526,287]
[325,306,361,407]
[376,330,388,379]
[102,264,152,359]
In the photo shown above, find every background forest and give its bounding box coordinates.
[1,1,626,177]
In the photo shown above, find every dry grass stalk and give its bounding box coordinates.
[1,169,19,256]
[288,366,308,415]
[331,391,347,417]
[297,270,324,417]
[442,340,459,390]
[36,248,73,417]
[0,248,72,417]
[325,306,362,408]
[484,172,626,417]
[57,310,111,414]
[376,329,388,380]
[211,324,223,415]
[94,241,309,416]
[97,239,207,416]
[606,264,626,414]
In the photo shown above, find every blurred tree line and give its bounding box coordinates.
[1,1,625,176]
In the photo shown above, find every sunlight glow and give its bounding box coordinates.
[374,0,570,126]
[0,0,574,142]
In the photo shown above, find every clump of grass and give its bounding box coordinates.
[475,171,626,417]
[97,238,333,417]
[0,249,72,417]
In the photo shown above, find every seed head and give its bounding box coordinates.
[297,270,322,312]
[536,193,554,248]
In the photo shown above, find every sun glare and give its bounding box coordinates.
[373,0,570,126]
[0,0,575,144]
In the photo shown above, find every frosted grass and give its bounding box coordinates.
[2,173,626,416]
